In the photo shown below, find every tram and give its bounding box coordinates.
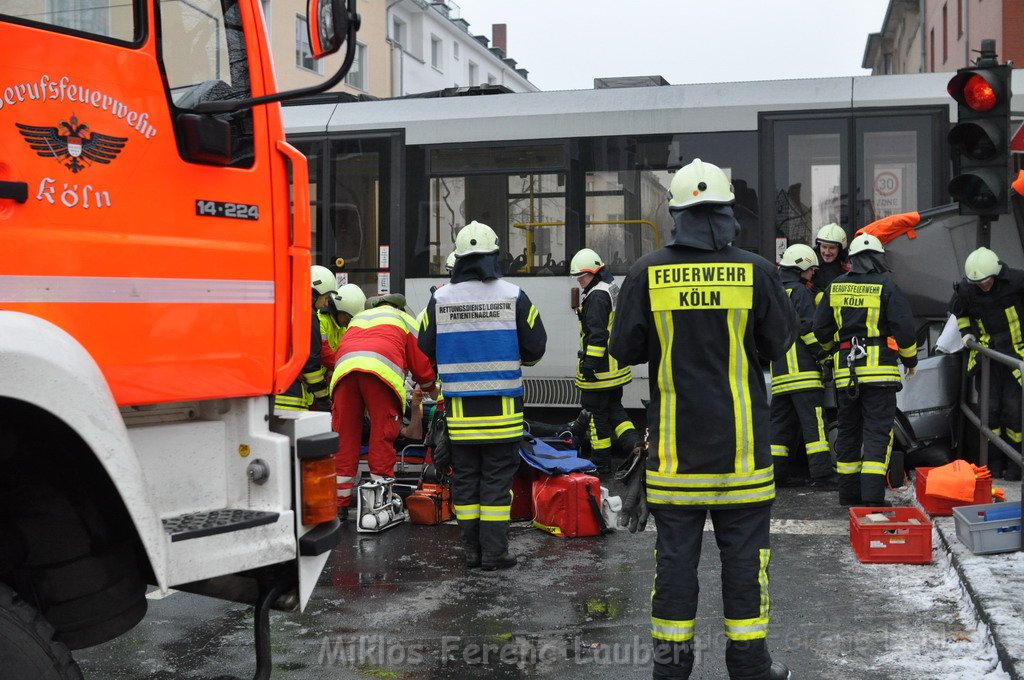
[283,71,1024,410]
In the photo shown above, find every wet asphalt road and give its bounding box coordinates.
[75,483,1002,680]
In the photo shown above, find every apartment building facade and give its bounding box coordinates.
[264,0,537,98]
[863,0,1024,74]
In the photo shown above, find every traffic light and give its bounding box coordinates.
[947,41,1012,216]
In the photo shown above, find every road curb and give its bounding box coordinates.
[933,520,1021,680]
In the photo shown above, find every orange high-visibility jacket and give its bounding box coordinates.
[329,306,435,404]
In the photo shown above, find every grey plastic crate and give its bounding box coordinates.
[952,502,1022,555]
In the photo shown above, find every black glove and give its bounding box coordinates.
[579,355,600,382]
[615,449,648,533]
[311,397,332,412]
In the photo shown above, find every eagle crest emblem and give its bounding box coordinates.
[17,114,127,174]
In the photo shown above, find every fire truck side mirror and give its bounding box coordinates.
[179,114,233,166]
[307,0,346,58]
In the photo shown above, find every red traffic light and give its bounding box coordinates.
[962,74,997,111]
[947,70,1005,112]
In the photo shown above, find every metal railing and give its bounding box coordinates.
[958,338,1024,552]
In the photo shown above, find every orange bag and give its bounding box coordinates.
[406,483,452,525]
[855,212,921,244]
[924,460,978,503]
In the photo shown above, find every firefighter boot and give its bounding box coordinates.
[652,639,694,679]
[481,552,517,571]
[725,639,775,680]
[462,520,481,569]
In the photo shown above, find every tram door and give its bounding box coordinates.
[294,133,403,297]
[761,108,946,262]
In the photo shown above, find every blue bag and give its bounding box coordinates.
[518,436,596,474]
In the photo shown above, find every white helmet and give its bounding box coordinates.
[311,265,337,295]
[965,247,1001,282]
[331,283,366,317]
[444,252,457,273]
[454,221,499,257]
[668,158,734,210]
[815,223,848,249]
[779,244,819,271]
[848,233,885,256]
[569,248,604,277]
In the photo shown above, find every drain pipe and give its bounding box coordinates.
[963,0,970,65]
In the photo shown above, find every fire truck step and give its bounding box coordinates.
[161,509,279,542]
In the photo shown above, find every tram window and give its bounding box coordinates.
[584,170,672,275]
[774,131,845,250]
[425,173,567,276]
[582,131,759,261]
[862,131,918,221]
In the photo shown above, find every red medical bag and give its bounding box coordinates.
[531,472,607,538]
[406,483,452,525]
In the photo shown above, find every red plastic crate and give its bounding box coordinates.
[849,506,933,564]
[914,466,993,516]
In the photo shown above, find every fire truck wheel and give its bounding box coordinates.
[0,583,84,680]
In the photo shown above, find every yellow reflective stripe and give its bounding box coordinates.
[836,461,862,474]
[957,316,970,331]
[592,437,612,451]
[654,311,678,474]
[449,426,523,441]
[585,345,606,357]
[807,405,830,455]
[454,504,480,520]
[527,305,539,328]
[1006,307,1024,357]
[771,444,789,458]
[1005,428,1023,444]
[862,461,888,475]
[301,367,327,382]
[814,406,827,446]
[418,308,430,331]
[806,442,830,455]
[646,485,775,506]
[647,466,775,488]
[898,343,918,358]
[728,309,754,474]
[614,421,636,438]
[480,505,511,522]
[651,617,695,642]
[800,332,817,345]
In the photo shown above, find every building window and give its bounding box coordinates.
[468,61,478,85]
[296,15,322,74]
[453,41,460,60]
[345,42,367,90]
[957,0,963,37]
[392,17,405,47]
[883,53,893,75]
[431,35,442,70]
[930,28,935,71]
[942,4,948,63]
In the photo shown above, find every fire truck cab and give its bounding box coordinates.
[0,0,359,676]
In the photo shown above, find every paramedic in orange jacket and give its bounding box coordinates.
[330,295,437,517]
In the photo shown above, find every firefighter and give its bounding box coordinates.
[330,295,437,519]
[418,221,547,570]
[813,233,918,507]
[950,247,1024,481]
[445,251,457,275]
[570,247,642,472]
[771,244,835,488]
[275,265,336,412]
[610,159,796,680]
[319,283,366,374]
[811,222,849,294]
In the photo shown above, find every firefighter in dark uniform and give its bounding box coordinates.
[810,222,849,296]
[275,265,335,412]
[950,247,1024,481]
[570,247,643,472]
[813,234,918,507]
[770,244,835,487]
[419,221,547,570]
[611,159,796,680]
